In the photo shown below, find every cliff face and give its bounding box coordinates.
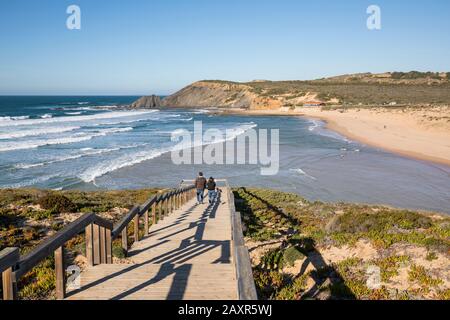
[129,95,161,108]
[161,81,282,110]
[140,72,450,110]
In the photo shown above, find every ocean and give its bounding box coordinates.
[0,96,449,213]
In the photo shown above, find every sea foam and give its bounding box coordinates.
[0,126,80,140]
[79,122,258,183]
[0,127,134,152]
[0,110,158,127]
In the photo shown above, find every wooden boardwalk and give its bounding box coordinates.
[67,189,237,300]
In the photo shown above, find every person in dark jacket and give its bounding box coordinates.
[206,177,217,204]
[195,172,207,204]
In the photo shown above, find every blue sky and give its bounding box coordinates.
[0,0,449,95]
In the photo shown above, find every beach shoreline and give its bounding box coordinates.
[216,106,450,167]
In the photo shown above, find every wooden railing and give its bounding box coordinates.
[0,184,195,300]
[0,248,20,300]
[182,179,257,299]
[226,181,258,300]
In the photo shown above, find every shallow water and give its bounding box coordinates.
[1,96,449,213]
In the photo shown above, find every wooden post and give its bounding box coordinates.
[134,214,139,243]
[158,200,163,220]
[85,224,94,266]
[144,209,149,237]
[121,226,128,254]
[2,267,14,300]
[93,224,100,265]
[166,197,170,215]
[99,226,106,264]
[152,202,157,225]
[54,246,66,300]
[105,229,112,264]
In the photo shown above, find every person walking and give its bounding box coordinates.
[195,172,207,204]
[207,177,217,204]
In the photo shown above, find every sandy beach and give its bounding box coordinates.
[222,106,450,167]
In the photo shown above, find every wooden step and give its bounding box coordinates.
[67,188,238,300]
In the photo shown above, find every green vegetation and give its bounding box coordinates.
[233,188,450,300]
[0,188,160,300]
[38,193,77,213]
[1,187,448,300]
[408,264,443,288]
[391,71,442,80]
[204,74,450,105]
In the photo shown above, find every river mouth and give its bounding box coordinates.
[1,96,449,214]
[95,113,450,214]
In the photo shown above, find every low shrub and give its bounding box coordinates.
[38,193,77,213]
[283,246,305,267]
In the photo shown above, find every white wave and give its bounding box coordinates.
[65,112,82,115]
[0,136,95,152]
[0,127,133,152]
[0,126,80,140]
[41,114,53,119]
[77,102,89,105]
[0,116,30,121]
[290,168,317,180]
[79,149,165,183]
[92,105,120,109]
[308,119,322,132]
[15,148,122,169]
[191,109,210,114]
[80,122,258,182]
[93,127,134,135]
[0,110,157,127]
[58,106,93,111]
[3,174,60,188]
[307,118,351,143]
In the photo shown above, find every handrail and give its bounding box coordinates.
[0,247,19,300]
[0,183,196,300]
[226,181,258,300]
[111,206,141,239]
[15,213,113,279]
[111,186,194,239]
[0,248,19,274]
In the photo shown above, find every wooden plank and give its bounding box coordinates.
[158,200,163,221]
[144,209,149,236]
[230,188,258,300]
[0,247,19,274]
[164,199,169,217]
[152,202,157,225]
[93,224,100,265]
[105,229,112,264]
[99,226,106,264]
[112,206,140,239]
[67,185,245,301]
[85,224,94,266]
[121,227,128,253]
[134,215,139,243]
[2,267,14,300]
[54,246,66,300]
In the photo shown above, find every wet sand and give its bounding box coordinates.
[220,106,450,167]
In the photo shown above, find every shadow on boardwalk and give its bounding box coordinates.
[68,192,230,300]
